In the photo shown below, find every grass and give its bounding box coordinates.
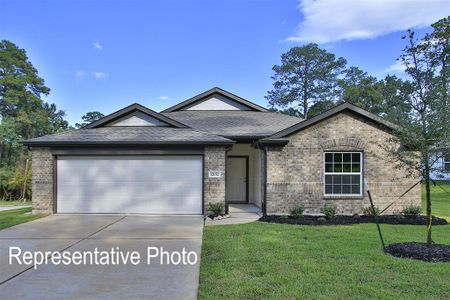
[0,207,44,230]
[199,223,450,299]
[422,180,450,220]
[0,200,31,207]
[200,182,450,299]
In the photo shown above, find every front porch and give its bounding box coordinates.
[205,204,261,226]
[225,144,263,210]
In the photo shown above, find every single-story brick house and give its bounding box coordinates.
[24,87,421,215]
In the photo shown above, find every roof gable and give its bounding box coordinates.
[85,103,187,129]
[107,111,169,127]
[269,102,398,139]
[161,87,269,112]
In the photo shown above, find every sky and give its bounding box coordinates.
[1,0,449,125]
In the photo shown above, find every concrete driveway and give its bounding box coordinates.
[0,215,204,299]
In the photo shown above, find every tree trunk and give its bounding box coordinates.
[424,155,432,245]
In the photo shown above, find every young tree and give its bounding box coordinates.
[75,111,105,128]
[384,18,449,245]
[266,44,347,119]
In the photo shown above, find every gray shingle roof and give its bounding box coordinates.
[23,127,234,146]
[162,111,303,138]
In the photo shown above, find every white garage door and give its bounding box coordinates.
[57,156,203,214]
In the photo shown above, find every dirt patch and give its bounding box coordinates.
[259,215,448,226]
[385,242,450,262]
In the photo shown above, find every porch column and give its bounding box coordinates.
[204,146,226,212]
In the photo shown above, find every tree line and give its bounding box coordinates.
[0,40,104,200]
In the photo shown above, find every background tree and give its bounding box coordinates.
[75,111,105,128]
[266,44,346,119]
[338,66,384,114]
[383,18,449,245]
[0,40,68,200]
[307,99,336,118]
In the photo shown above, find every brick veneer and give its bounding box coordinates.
[204,146,227,209]
[265,112,421,215]
[31,147,54,214]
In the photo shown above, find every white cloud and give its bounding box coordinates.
[92,72,109,79]
[383,60,405,74]
[93,41,103,51]
[159,96,169,100]
[75,70,109,80]
[287,0,450,43]
[75,70,89,80]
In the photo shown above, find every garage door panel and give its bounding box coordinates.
[57,156,202,214]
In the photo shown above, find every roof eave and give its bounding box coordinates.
[85,103,189,129]
[255,138,290,147]
[269,102,400,139]
[22,140,235,147]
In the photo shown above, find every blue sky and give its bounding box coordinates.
[1,0,449,125]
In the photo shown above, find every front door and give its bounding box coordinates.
[226,156,248,203]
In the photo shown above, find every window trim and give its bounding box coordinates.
[323,151,363,197]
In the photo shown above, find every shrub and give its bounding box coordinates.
[362,206,380,216]
[290,205,305,218]
[401,205,422,217]
[321,205,336,220]
[317,217,327,224]
[208,202,224,216]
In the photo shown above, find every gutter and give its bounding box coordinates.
[21,140,236,147]
[254,138,289,147]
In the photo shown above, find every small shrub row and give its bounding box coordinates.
[290,204,337,220]
[361,204,422,217]
[289,203,424,219]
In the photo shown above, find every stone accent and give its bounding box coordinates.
[266,112,421,215]
[204,146,227,210]
[31,147,54,214]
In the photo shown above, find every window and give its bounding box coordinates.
[324,152,362,196]
[444,152,450,173]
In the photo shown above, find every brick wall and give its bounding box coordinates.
[31,147,54,214]
[266,112,421,215]
[204,146,226,210]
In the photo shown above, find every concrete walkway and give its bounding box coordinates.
[205,204,261,226]
[0,205,32,212]
[0,215,203,299]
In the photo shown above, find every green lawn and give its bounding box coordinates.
[200,183,450,299]
[0,200,31,207]
[423,180,450,220]
[0,207,44,230]
[200,222,449,299]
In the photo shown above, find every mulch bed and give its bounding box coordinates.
[385,242,450,262]
[259,215,448,226]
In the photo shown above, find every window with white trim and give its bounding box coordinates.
[444,152,450,172]
[324,152,362,196]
